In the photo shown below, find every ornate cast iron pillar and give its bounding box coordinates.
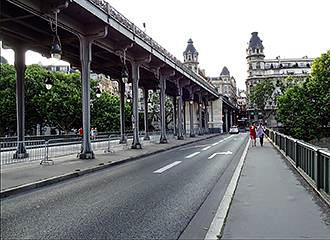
[159,75,167,144]
[189,93,195,138]
[78,27,107,159]
[177,88,184,140]
[173,96,177,136]
[143,88,150,141]
[131,61,142,149]
[13,46,28,159]
[204,99,209,134]
[118,80,127,144]
[198,93,203,135]
[79,37,94,159]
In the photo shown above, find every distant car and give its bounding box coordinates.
[229,126,239,134]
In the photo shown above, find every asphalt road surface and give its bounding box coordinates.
[1,133,248,239]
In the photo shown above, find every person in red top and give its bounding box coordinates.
[249,122,257,147]
[79,128,83,138]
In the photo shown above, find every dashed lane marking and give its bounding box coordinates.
[153,161,182,174]
[202,146,212,151]
[185,152,201,159]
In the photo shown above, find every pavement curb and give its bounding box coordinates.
[204,137,251,240]
[0,134,221,199]
[266,136,330,208]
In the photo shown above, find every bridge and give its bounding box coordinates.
[1,0,240,160]
[1,1,329,239]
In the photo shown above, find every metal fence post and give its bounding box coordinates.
[295,140,299,168]
[316,149,321,190]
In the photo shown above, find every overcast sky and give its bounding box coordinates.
[1,0,329,89]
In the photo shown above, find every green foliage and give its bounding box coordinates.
[148,92,173,130]
[92,92,121,132]
[249,79,275,120]
[277,50,330,141]
[0,64,16,136]
[0,64,132,136]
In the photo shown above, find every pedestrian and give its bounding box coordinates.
[257,123,265,147]
[79,127,83,138]
[249,122,257,147]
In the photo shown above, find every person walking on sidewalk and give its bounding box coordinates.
[257,123,265,147]
[249,122,257,147]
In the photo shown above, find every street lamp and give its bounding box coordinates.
[45,72,53,90]
[50,10,62,60]
[127,93,132,103]
[121,65,129,84]
[96,86,101,98]
[189,100,194,105]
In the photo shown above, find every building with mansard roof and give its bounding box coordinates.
[182,39,238,134]
[246,32,313,126]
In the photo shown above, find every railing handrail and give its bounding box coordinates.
[266,127,322,151]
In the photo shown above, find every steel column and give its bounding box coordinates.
[177,88,184,140]
[78,36,94,159]
[189,96,195,138]
[204,101,209,134]
[159,76,167,143]
[143,88,150,140]
[13,46,28,159]
[173,96,177,136]
[118,80,127,144]
[131,62,142,149]
[198,93,203,135]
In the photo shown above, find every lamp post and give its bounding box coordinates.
[50,10,62,60]
[45,72,53,90]
[95,86,101,98]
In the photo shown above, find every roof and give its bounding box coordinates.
[248,32,264,50]
[183,38,198,55]
[220,66,230,76]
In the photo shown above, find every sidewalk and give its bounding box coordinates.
[0,133,219,198]
[222,138,330,239]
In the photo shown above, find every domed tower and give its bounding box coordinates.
[246,32,265,96]
[183,38,199,73]
[246,32,265,77]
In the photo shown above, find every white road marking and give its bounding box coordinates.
[153,161,182,174]
[202,146,212,151]
[185,152,201,158]
[211,142,219,146]
[208,151,233,159]
[204,138,251,240]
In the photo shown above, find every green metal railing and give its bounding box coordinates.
[266,128,329,195]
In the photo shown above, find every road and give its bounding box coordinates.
[1,133,248,239]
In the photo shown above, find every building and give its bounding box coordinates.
[208,66,237,106]
[182,39,237,133]
[246,32,313,126]
[236,89,248,128]
[91,73,120,96]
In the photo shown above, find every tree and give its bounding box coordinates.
[277,50,330,141]
[91,92,128,132]
[0,63,132,136]
[148,92,173,130]
[249,79,275,121]
[0,64,16,136]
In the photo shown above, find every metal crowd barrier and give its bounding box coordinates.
[0,140,46,165]
[266,128,330,195]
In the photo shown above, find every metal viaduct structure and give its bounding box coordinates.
[1,0,227,159]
